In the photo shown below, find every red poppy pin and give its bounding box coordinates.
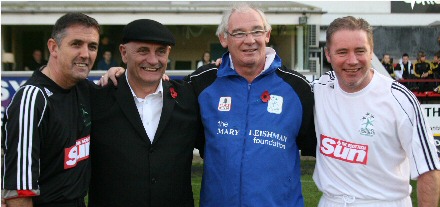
[170,87,178,99]
[261,90,270,103]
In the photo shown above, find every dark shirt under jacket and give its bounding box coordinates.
[88,74,203,207]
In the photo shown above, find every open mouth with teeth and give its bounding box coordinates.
[343,68,360,72]
[75,63,88,67]
[243,49,257,53]
[141,67,161,72]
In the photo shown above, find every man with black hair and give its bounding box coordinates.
[2,12,100,207]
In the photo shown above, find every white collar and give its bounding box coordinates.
[229,47,276,73]
[126,70,163,99]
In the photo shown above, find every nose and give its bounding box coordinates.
[243,33,256,44]
[145,53,159,66]
[346,52,359,65]
[79,45,90,59]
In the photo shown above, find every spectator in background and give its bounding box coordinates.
[24,49,48,71]
[431,51,440,78]
[414,51,432,79]
[95,35,116,68]
[381,53,394,79]
[313,15,440,207]
[432,51,440,92]
[196,51,213,68]
[394,53,413,80]
[96,50,118,70]
[414,51,433,91]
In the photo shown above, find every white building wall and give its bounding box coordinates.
[302,1,439,32]
[301,0,440,60]
[304,1,391,14]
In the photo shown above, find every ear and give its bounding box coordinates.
[324,47,331,63]
[219,34,228,48]
[119,44,128,63]
[265,30,271,44]
[47,38,58,58]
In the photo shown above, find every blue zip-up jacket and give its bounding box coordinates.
[187,50,316,207]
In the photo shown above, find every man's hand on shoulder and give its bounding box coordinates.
[162,74,170,81]
[215,58,222,67]
[98,67,126,86]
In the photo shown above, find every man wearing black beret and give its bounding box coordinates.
[88,19,203,207]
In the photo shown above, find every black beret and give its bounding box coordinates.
[122,19,175,46]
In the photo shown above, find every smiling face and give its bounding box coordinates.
[219,8,270,82]
[325,29,374,93]
[49,24,99,86]
[120,41,170,91]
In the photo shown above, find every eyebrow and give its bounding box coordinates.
[137,45,168,51]
[355,46,368,51]
[69,38,99,46]
[334,48,347,53]
[230,25,264,33]
[334,46,368,52]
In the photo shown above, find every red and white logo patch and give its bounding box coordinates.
[320,134,368,165]
[218,97,232,111]
[64,135,90,169]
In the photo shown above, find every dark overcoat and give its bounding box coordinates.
[88,74,202,207]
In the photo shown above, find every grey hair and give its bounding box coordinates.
[215,2,272,38]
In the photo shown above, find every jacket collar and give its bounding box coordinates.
[217,47,282,79]
[153,80,175,144]
[125,70,163,99]
[115,74,150,144]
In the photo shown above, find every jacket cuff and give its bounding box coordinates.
[2,190,39,199]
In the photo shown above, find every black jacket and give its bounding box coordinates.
[88,74,203,207]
